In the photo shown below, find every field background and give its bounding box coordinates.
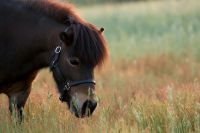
[1,0,200,132]
[70,0,151,5]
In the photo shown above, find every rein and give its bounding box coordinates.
[50,42,96,102]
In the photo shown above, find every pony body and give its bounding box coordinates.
[0,0,108,120]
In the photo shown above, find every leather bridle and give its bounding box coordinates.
[50,35,96,102]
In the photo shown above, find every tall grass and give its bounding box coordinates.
[1,0,200,132]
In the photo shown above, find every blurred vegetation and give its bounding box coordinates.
[69,0,155,5]
[79,0,200,62]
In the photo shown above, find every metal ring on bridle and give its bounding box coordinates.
[55,46,61,53]
[64,82,70,91]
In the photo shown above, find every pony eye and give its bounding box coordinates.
[69,58,80,66]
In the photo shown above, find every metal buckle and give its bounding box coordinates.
[60,82,70,102]
[64,82,70,91]
[55,46,62,53]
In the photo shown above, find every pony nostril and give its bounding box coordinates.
[82,100,97,116]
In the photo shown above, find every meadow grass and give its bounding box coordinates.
[1,0,200,132]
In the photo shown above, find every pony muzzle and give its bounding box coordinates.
[69,99,97,118]
[69,92,97,118]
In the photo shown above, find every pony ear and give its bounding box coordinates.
[99,27,104,33]
[59,28,74,46]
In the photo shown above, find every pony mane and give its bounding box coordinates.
[25,0,109,67]
[70,23,108,67]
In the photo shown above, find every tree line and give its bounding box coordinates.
[69,0,154,5]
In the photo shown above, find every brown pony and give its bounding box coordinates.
[0,0,108,121]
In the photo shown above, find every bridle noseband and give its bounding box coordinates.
[50,42,96,102]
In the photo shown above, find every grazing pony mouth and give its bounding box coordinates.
[66,88,98,118]
[69,99,97,118]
